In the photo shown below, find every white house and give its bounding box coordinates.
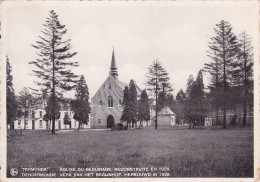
[13,99,90,130]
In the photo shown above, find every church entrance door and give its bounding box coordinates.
[107,115,115,128]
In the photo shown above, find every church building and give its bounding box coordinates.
[90,49,142,129]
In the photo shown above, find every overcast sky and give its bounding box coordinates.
[3,1,258,98]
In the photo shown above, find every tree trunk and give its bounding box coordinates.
[216,107,219,125]
[51,28,56,134]
[78,121,81,131]
[155,61,158,130]
[243,38,247,127]
[222,23,227,129]
[243,99,247,126]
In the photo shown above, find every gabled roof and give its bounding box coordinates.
[117,79,142,95]
[92,75,142,99]
[158,107,175,116]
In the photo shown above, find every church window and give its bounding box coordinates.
[18,120,21,125]
[118,99,122,106]
[40,120,43,127]
[109,83,111,89]
[40,111,42,118]
[108,96,113,107]
[99,100,102,106]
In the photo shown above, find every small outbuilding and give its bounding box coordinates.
[152,107,176,127]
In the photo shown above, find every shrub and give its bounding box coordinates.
[115,123,123,130]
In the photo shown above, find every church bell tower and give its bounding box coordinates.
[109,48,118,81]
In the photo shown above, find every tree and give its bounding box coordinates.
[184,75,195,128]
[145,60,173,129]
[121,86,131,128]
[71,75,91,130]
[174,89,186,125]
[204,47,223,125]
[43,93,61,130]
[6,56,17,129]
[63,112,71,129]
[129,80,138,128]
[207,20,240,128]
[192,70,206,126]
[185,75,194,98]
[137,89,150,128]
[233,32,254,126]
[18,87,34,129]
[30,10,78,134]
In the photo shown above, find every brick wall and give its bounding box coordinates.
[91,76,124,128]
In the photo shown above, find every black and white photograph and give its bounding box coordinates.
[1,1,259,181]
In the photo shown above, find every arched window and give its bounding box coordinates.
[118,99,122,105]
[99,100,102,106]
[109,83,112,89]
[108,96,113,107]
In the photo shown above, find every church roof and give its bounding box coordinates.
[158,107,175,116]
[116,79,142,95]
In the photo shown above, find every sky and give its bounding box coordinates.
[3,1,258,98]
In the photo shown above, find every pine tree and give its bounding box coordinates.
[129,79,138,128]
[137,89,150,128]
[6,56,17,129]
[204,53,223,125]
[71,75,91,130]
[43,93,61,129]
[175,89,186,125]
[233,32,254,126]
[145,60,173,129]
[193,70,206,126]
[30,10,78,134]
[207,20,240,128]
[184,75,195,127]
[121,86,131,129]
[185,75,194,98]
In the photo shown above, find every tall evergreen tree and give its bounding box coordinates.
[184,75,195,127]
[207,20,240,128]
[30,10,78,134]
[71,75,91,130]
[6,56,17,129]
[43,93,61,130]
[233,32,254,126]
[145,60,173,129]
[204,47,223,124]
[129,79,138,128]
[137,89,150,128]
[185,75,194,98]
[185,71,206,128]
[175,89,186,125]
[192,70,206,126]
[121,86,131,128]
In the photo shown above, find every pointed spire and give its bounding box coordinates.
[109,47,118,80]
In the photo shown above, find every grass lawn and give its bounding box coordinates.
[7,126,253,177]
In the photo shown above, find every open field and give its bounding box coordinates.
[7,126,253,177]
